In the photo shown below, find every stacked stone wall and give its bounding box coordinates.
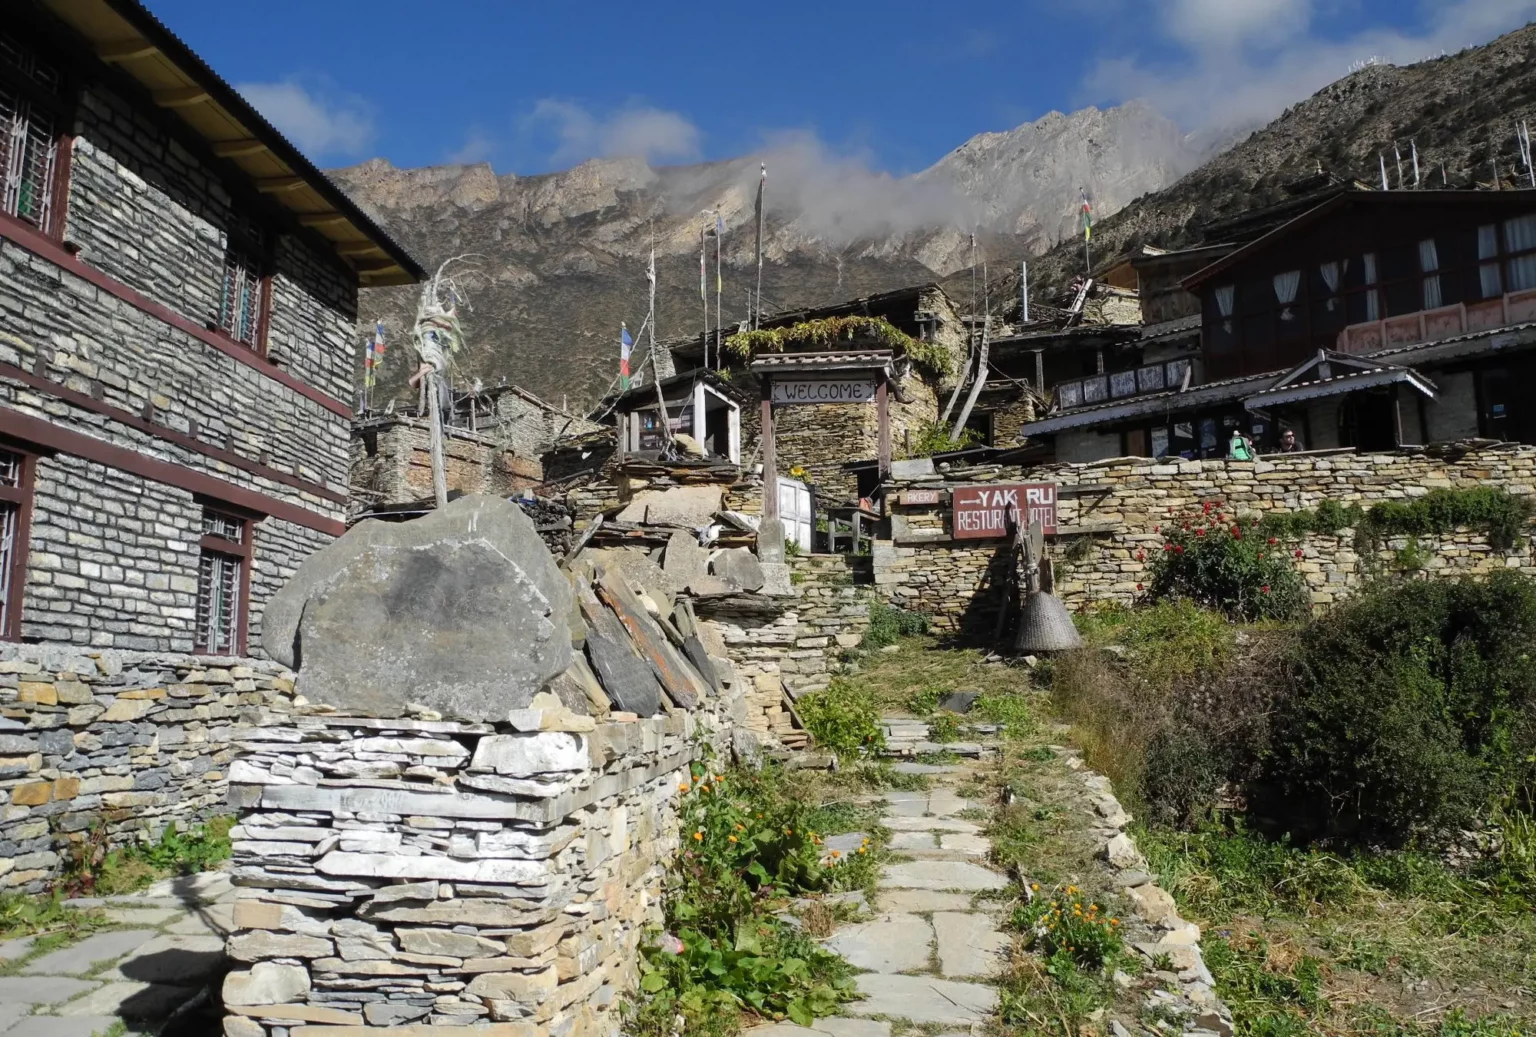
[878,444,1536,636]
[223,706,710,1035]
[0,643,294,892]
[351,419,544,516]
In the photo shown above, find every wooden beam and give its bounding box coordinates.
[877,379,892,482]
[97,40,157,62]
[153,87,211,108]
[335,242,381,257]
[255,176,306,194]
[351,257,398,273]
[761,379,778,521]
[212,139,267,159]
[298,213,347,228]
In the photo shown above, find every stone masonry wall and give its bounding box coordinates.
[0,643,294,892]
[877,444,1536,636]
[222,706,709,1035]
[22,453,329,653]
[351,419,543,516]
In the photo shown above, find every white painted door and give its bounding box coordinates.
[778,477,813,553]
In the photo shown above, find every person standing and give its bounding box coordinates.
[1228,428,1254,460]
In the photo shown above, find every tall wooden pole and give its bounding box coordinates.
[761,378,778,521]
[877,379,891,484]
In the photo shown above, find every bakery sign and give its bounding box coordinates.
[952,483,1058,539]
[770,378,878,405]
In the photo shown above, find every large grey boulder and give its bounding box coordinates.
[710,547,765,592]
[616,484,723,526]
[662,531,709,590]
[262,496,572,721]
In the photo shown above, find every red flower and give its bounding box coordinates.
[1216,514,1225,523]
[1136,551,1146,561]
[1196,528,1206,536]
[1174,545,1185,554]
[1163,544,1173,552]
[1215,501,1225,509]
[1202,501,1212,514]
[1154,525,1160,533]
[1231,525,1242,537]
[1136,583,1144,591]
[1261,585,1271,594]
[1183,523,1191,531]
[1295,549,1304,559]
[1267,537,1277,545]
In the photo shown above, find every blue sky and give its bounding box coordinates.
[144,0,1536,175]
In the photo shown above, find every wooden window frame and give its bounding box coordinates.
[0,445,36,642]
[194,502,256,657]
[0,28,75,243]
[216,218,273,355]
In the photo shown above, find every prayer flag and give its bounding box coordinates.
[620,323,633,391]
[1080,190,1093,242]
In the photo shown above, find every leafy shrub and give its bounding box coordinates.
[903,420,981,459]
[927,713,960,743]
[633,763,864,1035]
[860,600,928,650]
[1012,884,1122,969]
[798,678,884,757]
[1260,572,1536,843]
[1259,487,1533,554]
[972,693,1037,739]
[1147,502,1308,621]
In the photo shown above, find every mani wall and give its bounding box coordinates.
[879,442,1536,637]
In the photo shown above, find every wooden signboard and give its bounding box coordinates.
[770,378,878,405]
[952,483,1058,539]
[898,489,942,506]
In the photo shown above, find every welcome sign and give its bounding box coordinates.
[952,483,1058,539]
[770,378,878,404]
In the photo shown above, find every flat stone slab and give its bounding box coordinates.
[744,1022,890,1037]
[888,831,937,851]
[881,861,1007,892]
[846,973,998,1025]
[57,980,197,1019]
[7,1016,121,1037]
[883,791,928,818]
[0,976,101,1005]
[102,933,226,983]
[881,817,981,834]
[822,832,868,854]
[144,871,234,902]
[879,890,976,914]
[824,914,933,973]
[939,834,992,856]
[927,789,972,817]
[933,912,1010,978]
[103,907,181,926]
[0,936,35,961]
[22,929,159,975]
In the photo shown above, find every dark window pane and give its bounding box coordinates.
[1380,243,1416,281]
[1385,278,1421,316]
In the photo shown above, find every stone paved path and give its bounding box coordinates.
[750,758,1011,1037]
[0,870,236,1036]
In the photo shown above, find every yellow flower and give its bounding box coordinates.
[858,848,866,854]
[728,835,738,843]
[692,831,703,841]
[678,783,690,792]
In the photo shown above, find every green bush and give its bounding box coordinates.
[1012,884,1123,969]
[797,678,884,757]
[1259,487,1533,554]
[1147,502,1308,621]
[1260,572,1536,843]
[860,601,928,650]
[631,764,862,1035]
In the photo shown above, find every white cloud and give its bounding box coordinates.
[1087,0,1536,133]
[526,99,702,165]
[236,80,374,160]
[446,130,495,166]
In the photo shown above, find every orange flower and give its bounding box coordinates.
[699,784,710,792]
[735,824,745,832]
[714,774,724,782]
[1110,919,1119,926]
[692,831,703,841]
[678,782,690,792]
[830,850,842,858]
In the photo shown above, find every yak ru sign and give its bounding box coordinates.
[770,378,878,405]
[952,483,1058,539]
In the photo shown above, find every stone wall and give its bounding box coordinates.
[223,705,710,1035]
[0,643,294,892]
[351,418,544,516]
[877,444,1536,636]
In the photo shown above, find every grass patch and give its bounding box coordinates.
[0,892,108,942]
[65,816,235,897]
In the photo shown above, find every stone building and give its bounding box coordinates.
[651,284,967,505]
[351,383,596,517]
[0,0,421,653]
[1023,187,1536,461]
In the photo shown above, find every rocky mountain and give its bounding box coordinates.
[1019,23,1536,307]
[331,102,1206,408]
